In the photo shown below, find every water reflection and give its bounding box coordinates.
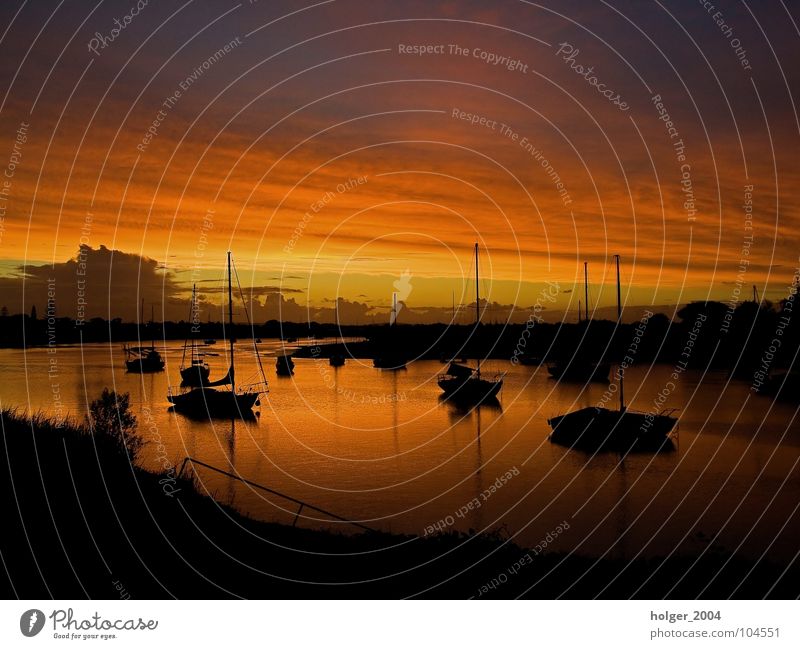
[1,343,798,561]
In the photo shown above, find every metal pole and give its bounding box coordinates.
[584,261,589,323]
[616,255,624,411]
[475,242,480,376]
[228,251,235,393]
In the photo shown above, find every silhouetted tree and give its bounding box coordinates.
[84,389,143,461]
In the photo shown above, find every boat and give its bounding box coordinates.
[276,354,295,376]
[518,354,543,366]
[179,285,210,387]
[438,243,503,403]
[124,301,164,373]
[168,252,267,418]
[204,338,216,345]
[548,255,678,451]
[328,301,346,367]
[372,292,407,369]
[125,346,165,373]
[547,260,609,382]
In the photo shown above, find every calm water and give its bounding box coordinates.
[2,341,798,561]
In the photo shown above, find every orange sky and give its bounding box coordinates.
[0,0,798,322]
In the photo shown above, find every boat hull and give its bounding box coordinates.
[373,356,407,370]
[125,358,164,373]
[438,375,503,402]
[548,407,676,451]
[168,388,259,418]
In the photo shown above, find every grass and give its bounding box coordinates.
[0,392,797,599]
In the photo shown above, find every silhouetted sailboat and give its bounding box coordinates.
[438,243,503,402]
[168,252,266,418]
[329,299,346,367]
[548,255,677,451]
[124,301,164,373]
[179,285,210,386]
[547,260,610,382]
[373,292,407,369]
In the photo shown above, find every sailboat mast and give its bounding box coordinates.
[228,251,235,393]
[475,242,480,376]
[615,255,624,411]
[584,261,589,323]
[151,304,155,349]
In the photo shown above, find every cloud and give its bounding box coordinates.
[0,245,182,322]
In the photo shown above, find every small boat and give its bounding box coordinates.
[125,346,165,373]
[125,301,164,373]
[518,354,543,366]
[168,252,267,418]
[179,285,210,387]
[548,256,677,451]
[438,243,503,403]
[329,353,345,367]
[373,352,407,370]
[276,354,295,376]
[548,406,678,451]
[255,338,262,344]
[204,338,216,345]
[372,293,407,369]
[438,362,503,402]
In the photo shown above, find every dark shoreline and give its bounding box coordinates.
[3,299,798,380]
[1,401,797,599]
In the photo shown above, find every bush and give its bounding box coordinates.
[84,389,143,461]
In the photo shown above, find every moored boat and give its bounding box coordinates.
[547,256,677,452]
[437,243,503,403]
[168,252,267,418]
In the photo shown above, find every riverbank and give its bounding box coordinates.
[1,397,797,599]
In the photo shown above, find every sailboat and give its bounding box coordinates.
[168,252,267,418]
[179,285,210,386]
[329,299,346,366]
[372,292,407,369]
[438,243,503,402]
[548,255,677,451]
[547,260,610,382]
[124,301,164,373]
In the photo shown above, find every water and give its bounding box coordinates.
[2,341,798,561]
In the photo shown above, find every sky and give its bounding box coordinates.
[0,0,798,323]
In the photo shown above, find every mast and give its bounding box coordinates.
[151,304,155,349]
[190,285,198,363]
[228,251,235,393]
[615,254,624,412]
[475,242,480,376]
[584,261,589,323]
